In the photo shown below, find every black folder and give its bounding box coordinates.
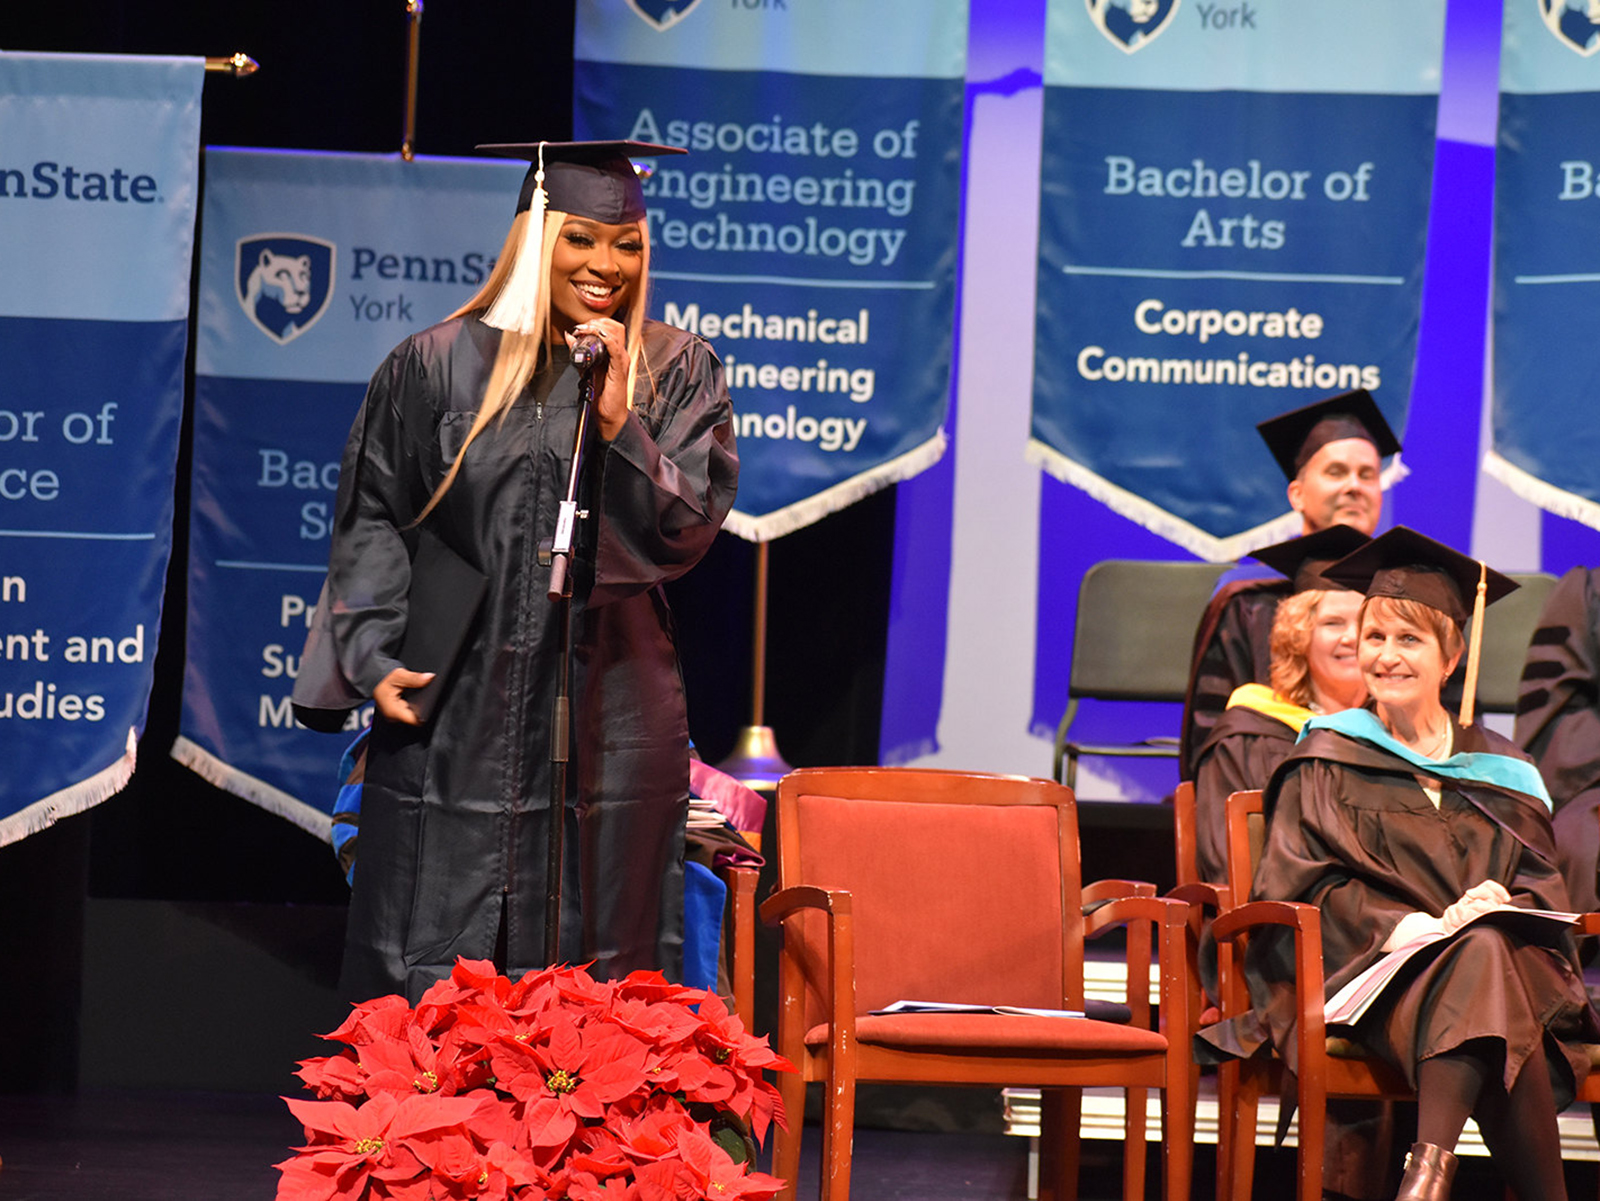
[399,528,488,723]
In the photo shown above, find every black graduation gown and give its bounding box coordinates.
[1179,580,1287,780]
[1192,700,1298,885]
[1201,722,1596,1107]
[1516,565,1600,912]
[1194,702,1400,1197]
[292,315,738,1002]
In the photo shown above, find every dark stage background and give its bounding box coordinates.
[1,2,896,1093]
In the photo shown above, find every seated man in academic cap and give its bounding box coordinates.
[1179,389,1402,780]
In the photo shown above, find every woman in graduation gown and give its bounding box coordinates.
[292,141,738,1003]
[1194,524,1404,1201]
[1205,527,1595,1201]
[1192,524,1368,885]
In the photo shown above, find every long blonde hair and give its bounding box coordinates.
[415,208,653,522]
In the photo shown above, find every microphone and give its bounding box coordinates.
[571,333,607,372]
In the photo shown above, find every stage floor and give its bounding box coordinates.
[0,1089,1594,1199]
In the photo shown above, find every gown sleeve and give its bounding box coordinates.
[1180,583,1284,778]
[1194,723,1290,885]
[588,333,738,607]
[293,340,429,721]
[1516,566,1600,809]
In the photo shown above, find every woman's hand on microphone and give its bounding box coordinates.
[374,666,435,726]
[566,318,629,440]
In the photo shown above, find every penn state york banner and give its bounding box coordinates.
[176,150,523,837]
[1485,3,1600,529]
[1028,1,1444,561]
[572,0,966,540]
[0,52,203,846]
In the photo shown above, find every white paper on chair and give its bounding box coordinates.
[870,1000,1088,1019]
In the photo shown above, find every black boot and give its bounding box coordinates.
[1394,1143,1456,1201]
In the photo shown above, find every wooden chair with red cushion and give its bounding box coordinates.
[759,766,1196,1201]
[1212,789,1424,1201]
[1166,776,1238,1198]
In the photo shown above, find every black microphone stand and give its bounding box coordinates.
[541,347,601,966]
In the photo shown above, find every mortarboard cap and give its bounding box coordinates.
[473,140,685,336]
[478,140,686,224]
[1320,526,1517,626]
[1256,389,1403,481]
[1250,525,1370,594]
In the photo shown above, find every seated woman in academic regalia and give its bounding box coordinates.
[1202,527,1597,1201]
[1194,524,1404,1201]
[1192,524,1369,885]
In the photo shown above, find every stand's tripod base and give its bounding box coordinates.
[714,725,792,794]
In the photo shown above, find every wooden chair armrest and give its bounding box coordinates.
[1085,894,1194,1035]
[761,884,859,1066]
[759,884,851,925]
[717,864,760,1030]
[1210,898,1319,943]
[1083,892,1186,936]
[1083,878,1157,910]
[1209,898,1329,1099]
[1166,881,1228,1011]
[1166,880,1229,912]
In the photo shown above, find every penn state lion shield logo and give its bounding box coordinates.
[1087,0,1181,53]
[235,233,336,345]
[1542,0,1600,55]
[626,0,701,32]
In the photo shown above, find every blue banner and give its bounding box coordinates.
[1486,2,1600,530]
[176,149,524,836]
[572,0,967,539]
[0,52,203,845]
[1029,1,1444,561]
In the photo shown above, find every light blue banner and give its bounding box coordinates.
[1484,2,1600,530]
[1049,1,1445,93]
[578,0,967,77]
[0,51,204,844]
[574,0,967,539]
[0,53,202,322]
[177,150,525,837]
[1028,0,1445,563]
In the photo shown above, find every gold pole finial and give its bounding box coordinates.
[400,1,425,161]
[204,53,259,77]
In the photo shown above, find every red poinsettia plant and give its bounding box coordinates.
[276,958,791,1201]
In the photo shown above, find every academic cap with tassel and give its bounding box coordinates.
[474,140,686,335]
[1320,526,1518,727]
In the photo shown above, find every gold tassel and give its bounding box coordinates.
[482,142,548,335]
[1458,561,1488,727]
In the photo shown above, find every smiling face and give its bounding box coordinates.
[1304,589,1366,710]
[1359,597,1461,721]
[547,216,644,334]
[1288,436,1383,535]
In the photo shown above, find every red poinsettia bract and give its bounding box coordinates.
[276,959,792,1201]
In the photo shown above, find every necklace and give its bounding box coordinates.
[1419,722,1450,760]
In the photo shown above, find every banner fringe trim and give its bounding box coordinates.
[0,726,138,849]
[1025,440,1304,563]
[1482,450,1600,532]
[879,734,939,767]
[171,736,334,844]
[722,430,947,544]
